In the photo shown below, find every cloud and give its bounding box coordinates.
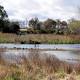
[0,0,80,21]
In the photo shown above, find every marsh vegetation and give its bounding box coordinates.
[0,48,80,80]
[0,33,80,44]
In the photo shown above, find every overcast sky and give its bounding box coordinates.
[0,0,80,21]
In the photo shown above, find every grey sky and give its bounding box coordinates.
[0,0,80,21]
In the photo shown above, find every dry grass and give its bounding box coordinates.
[0,49,80,80]
[0,32,80,43]
[0,48,6,64]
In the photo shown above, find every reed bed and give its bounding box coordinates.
[0,32,80,44]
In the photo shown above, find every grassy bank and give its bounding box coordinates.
[0,49,80,80]
[0,32,80,44]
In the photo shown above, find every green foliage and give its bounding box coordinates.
[9,21,20,33]
[43,18,57,30]
[28,18,70,34]
[29,17,40,30]
[69,20,80,34]
[0,5,8,20]
[0,5,8,31]
[0,5,20,33]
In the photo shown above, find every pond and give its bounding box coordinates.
[0,44,80,50]
[0,44,80,64]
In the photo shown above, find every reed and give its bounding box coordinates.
[0,32,80,44]
[0,49,80,80]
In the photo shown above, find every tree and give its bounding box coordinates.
[69,19,80,34]
[0,5,8,31]
[43,18,56,30]
[55,20,69,35]
[29,17,40,30]
[9,21,20,33]
[2,20,10,32]
[43,19,56,33]
[0,5,8,20]
[61,21,68,29]
[56,19,61,29]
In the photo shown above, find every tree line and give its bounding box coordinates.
[27,18,69,34]
[27,17,80,34]
[0,5,80,34]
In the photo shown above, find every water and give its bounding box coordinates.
[0,44,80,63]
[0,44,80,50]
[42,50,80,63]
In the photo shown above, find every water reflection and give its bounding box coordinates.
[0,48,80,64]
[42,50,80,63]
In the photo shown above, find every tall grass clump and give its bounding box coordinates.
[0,48,80,80]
